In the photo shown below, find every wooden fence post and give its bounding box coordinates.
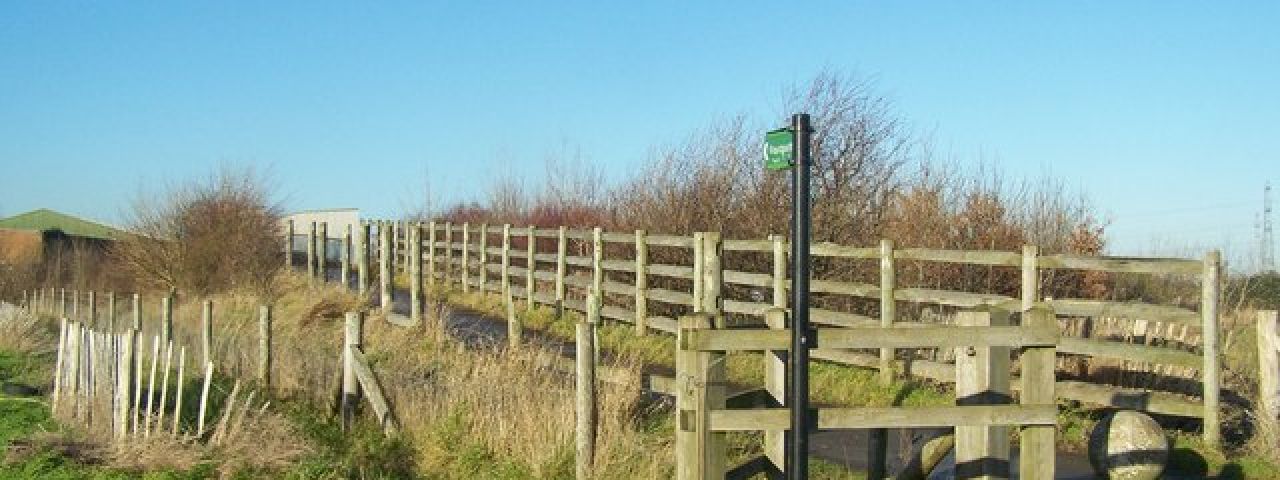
[955,308,1011,479]
[700,232,722,318]
[259,305,272,389]
[1258,310,1279,435]
[527,225,536,311]
[443,222,453,285]
[461,223,471,292]
[427,221,437,288]
[592,227,604,309]
[52,318,68,413]
[1021,245,1039,311]
[341,224,352,288]
[72,289,79,320]
[285,219,294,268]
[556,226,567,317]
[115,329,134,440]
[501,224,511,298]
[88,291,97,328]
[479,224,490,295]
[507,285,522,348]
[692,233,704,313]
[161,291,173,345]
[576,293,600,479]
[1020,306,1056,480]
[60,288,66,317]
[411,223,423,323]
[358,222,371,296]
[879,238,896,381]
[106,292,116,333]
[380,223,393,315]
[342,311,364,430]
[675,313,725,480]
[635,229,648,335]
[319,222,329,283]
[201,300,213,368]
[131,293,141,331]
[763,307,787,471]
[1202,250,1221,446]
[307,221,318,282]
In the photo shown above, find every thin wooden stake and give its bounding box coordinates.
[196,361,214,438]
[173,346,186,436]
[144,335,160,437]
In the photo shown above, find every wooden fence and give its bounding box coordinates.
[284,219,1225,447]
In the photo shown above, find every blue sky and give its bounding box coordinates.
[1,2,1276,266]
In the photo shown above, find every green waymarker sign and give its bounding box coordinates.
[765,128,795,170]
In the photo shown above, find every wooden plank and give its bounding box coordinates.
[723,270,771,288]
[708,405,1056,431]
[649,263,694,279]
[647,316,678,334]
[685,325,1058,351]
[348,346,399,434]
[1257,311,1279,430]
[565,255,592,267]
[894,248,1021,266]
[1038,254,1201,275]
[602,280,635,297]
[647,234,696,248]
[955,309,1011,480]
[1057,337,1202,368]
[811,308,882,328]
[811,242,878,259]
[1019,306,1055,480]
[1045,298,1200,325]
[1052,380,1202,418]
[648,288,694,306]
[723,300,771,317]
[723,239,773,252]
[601,259,635,273]
[811,279,879,298]
[895,287,1018,309]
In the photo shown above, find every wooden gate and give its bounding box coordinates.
[674,306,1059,479]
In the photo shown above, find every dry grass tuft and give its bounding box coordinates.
[0,304,52,354]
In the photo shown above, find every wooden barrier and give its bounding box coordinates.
[1260,310,1280,436]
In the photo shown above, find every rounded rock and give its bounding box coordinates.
[1088,410,1169,480]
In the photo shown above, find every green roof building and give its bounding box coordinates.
[0,209,124,241]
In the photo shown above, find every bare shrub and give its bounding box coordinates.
[113,167,284,298]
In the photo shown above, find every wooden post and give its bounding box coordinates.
[307,221,317,282]
[53,319,68,413]
[132,293,141,331]
[635,229,648,335]
[259,305,272,389]
[869,239,895,479]
[106,292,116,333]
[342,311,364,430]
[699,232,722,317]
[1202,250,1221,446]
[507,285,522,348]
[576,293,600,479]
[161,291,173,345]
[879,238,896,382]
[318,222,329,283]
[501,224,511,298]
[526,225,536,311]
[197,361,214,438]
[341,224,352,288]
[692,233,705,313]
[675,313,725,480]
[427,221,437,287]
[479,224,490,295]
[88,291,97,328]
[1021,245,1039,311]
[556,226,567,316]
[201,300,213,369]
[157,340,174,434]
[1258,310,1279,433]
[358,222,371,296]
[443,222,453,285]
[763,307,787,471]
[172,347,186,435]
[72,289,79,320]
[411,223,423,323]
[955,308,1011,480]
[380,223,393,315]
[114,330,134,440]
[1020,306,1056,480]
[592,227,604,310]
[285,219,294,267]
[60,288,66,317]
[144,335,160,437]
[461,223,471,292]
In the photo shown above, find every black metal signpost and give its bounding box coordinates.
[767,113,813,479]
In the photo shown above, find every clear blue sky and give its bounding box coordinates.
[1,2,1276,266]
